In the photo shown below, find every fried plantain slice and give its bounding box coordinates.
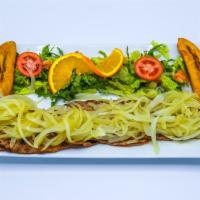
[177,38,200,97]
[0,41,16,96]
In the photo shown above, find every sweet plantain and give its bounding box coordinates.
[0,41,16,96]
[177,38,200,97]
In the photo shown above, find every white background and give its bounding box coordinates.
[0,0,200,199]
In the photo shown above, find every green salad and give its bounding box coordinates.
[13,41,189,105]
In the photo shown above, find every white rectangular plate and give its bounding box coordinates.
[1,43,199,159]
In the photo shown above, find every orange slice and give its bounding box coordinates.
[91,48,124,78]
[48,52,94,94]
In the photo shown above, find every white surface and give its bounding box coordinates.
[2,141,200,159]
[1,0,200,199]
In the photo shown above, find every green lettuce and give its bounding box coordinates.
[161,75,178,90]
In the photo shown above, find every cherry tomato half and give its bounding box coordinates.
[42,60,53,69]
[174,70,189,83]
[16,52,43,77]
[134,56,163,81]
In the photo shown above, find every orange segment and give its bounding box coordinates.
[91,48,124,77]
[48,53,94,94]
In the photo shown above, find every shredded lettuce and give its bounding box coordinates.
[148,41,170,59]
[39,45,64,61]
[130,50,141,62]
[161,75,178,90]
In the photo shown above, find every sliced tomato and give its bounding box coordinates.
[16,52,43,77]
[134,56,163,81]
[174,70,189,83]
[42,60,53,69]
